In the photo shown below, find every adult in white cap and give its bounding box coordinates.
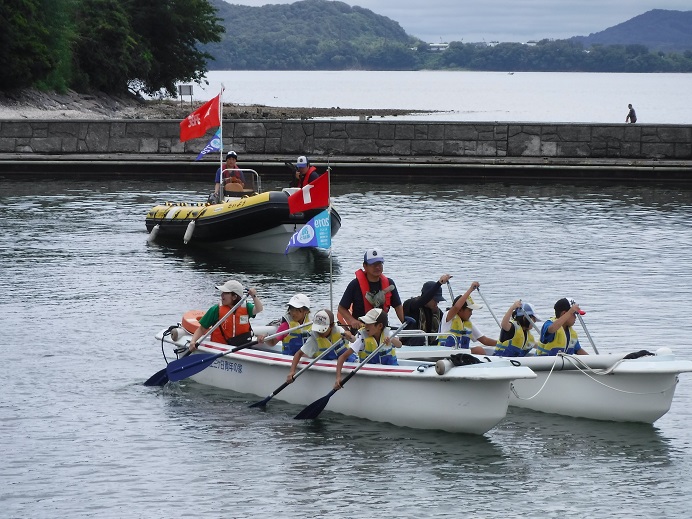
[333,308,402,389]
[188,279,262,351]
[536,298,588,356]
[402,274,452,346]
[494,300,541,357]
[214,150,246,201]
[439,281,495,354]
[293,155,319,188]
[285,309,355,383]
[258,293,312,355]
[337,248,405,332]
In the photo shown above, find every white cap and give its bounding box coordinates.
[216,280,244,296]
[312,310,331,334]
[463,296,483,310]
[296,155,308,167]
[516,302,540,321]
[363,248,384,265]
[288,293,310,310]
[359,308,388,325]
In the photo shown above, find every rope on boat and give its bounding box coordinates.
[510,354,562,400]
[160,324,183,365]
[510,353,680,400]
[559,355,680,396]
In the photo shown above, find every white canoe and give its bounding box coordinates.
[397,346,692,424]
[154,329,536,435]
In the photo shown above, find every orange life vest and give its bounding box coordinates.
[211,305,252,345]
[300,166,318,187]
[355,269,392,313]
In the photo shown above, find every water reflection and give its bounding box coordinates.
[495,407,673,464]
[148,243,339,279]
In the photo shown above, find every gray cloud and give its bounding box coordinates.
[225,1,691,42]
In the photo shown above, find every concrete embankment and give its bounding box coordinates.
[1,119,690,181]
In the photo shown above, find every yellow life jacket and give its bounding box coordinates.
[536,317,579,356]
[313,329,347,360]
[282,313,311,355]
[494,321,536,357]
[442,315,473,348]
[358,329,397,364]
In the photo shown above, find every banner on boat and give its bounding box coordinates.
[195,129,221,160]
[180,93,221,142]
[284,209,331,254]
[287,173,329,214]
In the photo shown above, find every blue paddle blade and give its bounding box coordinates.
[248,395,272,409]
[166,352,220,382]
[143,367,169,387]
[294,390,336,420]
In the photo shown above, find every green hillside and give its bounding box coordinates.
[572,9,692,53]
[204,0,418,70]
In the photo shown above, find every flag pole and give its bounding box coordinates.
[218,85,225,201]
[327,157,333,312]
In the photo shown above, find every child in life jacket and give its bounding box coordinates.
[258,293,312,355]
[285,309,355,383]
[439,281,495,355]
[189,279,262,350]
[333,308,402,389]
[494,300,540,357]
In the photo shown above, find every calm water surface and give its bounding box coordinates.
[193,70,692,124]
[2,178,692,518]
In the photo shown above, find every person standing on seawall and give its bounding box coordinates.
[626,104,637,124]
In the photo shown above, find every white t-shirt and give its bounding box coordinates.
[439,310,484,342]
[300,334,320,357]
[349,328,394,355]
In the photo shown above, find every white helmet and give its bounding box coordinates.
[288,293,310,310]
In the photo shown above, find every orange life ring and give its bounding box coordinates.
[182,310,205,334]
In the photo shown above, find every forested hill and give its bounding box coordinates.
[571,9,692,53]
[205,0,416,70]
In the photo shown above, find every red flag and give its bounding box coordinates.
[179,94,221,142]
[288,173,330,214]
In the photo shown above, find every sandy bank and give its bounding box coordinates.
[0,89,432,121]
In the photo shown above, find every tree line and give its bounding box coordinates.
[436,40,692,73]
[0,0,223,95]
[2,0,691,97]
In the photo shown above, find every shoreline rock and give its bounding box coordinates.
[0,88,436,120]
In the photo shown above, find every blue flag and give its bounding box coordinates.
[195,129,222,161]
[285,209,331,254]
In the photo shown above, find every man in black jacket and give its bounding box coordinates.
[402,274,451,345]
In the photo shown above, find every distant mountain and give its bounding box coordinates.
[205,0,416,70]
[571,9,692,53]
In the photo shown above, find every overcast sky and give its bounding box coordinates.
[223,1,691,43]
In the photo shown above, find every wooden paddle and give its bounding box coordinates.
[144,293,249,386]
[294,317,413,420]
[166,321,312,383]
[248,338,345,409]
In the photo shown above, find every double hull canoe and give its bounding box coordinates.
[397,346,692,424]
[155,329,536,435]
[145,188,341,254]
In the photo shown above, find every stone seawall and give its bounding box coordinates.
[1,119,691,181]
[1,119,690,160]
